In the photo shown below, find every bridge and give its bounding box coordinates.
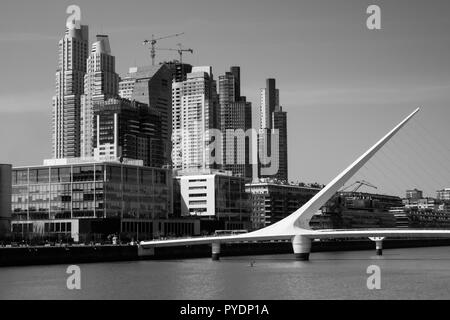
[139,108,450,260]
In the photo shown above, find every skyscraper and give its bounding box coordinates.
[52,24,89,159]
[81,35,119,158]
[272,107,288,181]
[172,66,219,172]
[259,78,279,130]
[118,65,172,167]
[219,67,252,179]
[93,98,164,168]
[258,78,288,182]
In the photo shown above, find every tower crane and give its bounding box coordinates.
[143,33,185,66]
[342,180,377,193]
[156,43,194,65]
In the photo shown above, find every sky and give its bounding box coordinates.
[1,0,450,197]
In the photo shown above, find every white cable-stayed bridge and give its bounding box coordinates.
[139,108,450,261]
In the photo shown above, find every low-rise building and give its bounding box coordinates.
[437,188,450,202]
[245,181,320,230]
[9,159,202,242]
[174,170,251,233]
[406,188,423,200]
[310,192,402,230]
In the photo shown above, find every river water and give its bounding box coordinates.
[1,246,450,300]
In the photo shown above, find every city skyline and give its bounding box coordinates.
[1,0,450,197]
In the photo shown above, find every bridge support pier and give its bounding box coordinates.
[292,235,311,261]
[212,242,221,261]
[369,237,385,256]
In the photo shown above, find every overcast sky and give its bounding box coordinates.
[1,0,450,197]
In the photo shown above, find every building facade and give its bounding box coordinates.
[93,98,164,168]
[310,192,402,230]
[258,78,288,182]
[437,188,450,201]
[118,65,172,167]
[174,171,251,227]
[81,35,119,158]
[219,67,253,179]
[10,161,175,241]
[52,25,89,159]
[171,66,219,172]
[0,164,12,236]
[246,181,320,230]
[164,60,193,82]
[406,188,423,200]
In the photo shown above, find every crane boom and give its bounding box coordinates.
[143,33,185,66]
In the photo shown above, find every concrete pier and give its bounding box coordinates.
[211,242,221,261]
[292,235,311,261]
[369,237,385,256]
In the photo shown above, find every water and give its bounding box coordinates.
[1,246,450,300]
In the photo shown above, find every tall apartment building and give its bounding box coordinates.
[259,78,279,130]
[258,78,288,182]
[118,65,172,167]
[218,67,252,179]
[52,24,89,159]
[172,66,219,172]
[80,35,119,158]
[93,98,164,168]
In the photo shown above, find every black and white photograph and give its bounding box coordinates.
[1,0,450,312]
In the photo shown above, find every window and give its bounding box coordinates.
[189,193,207,198]
[189,200,207,205]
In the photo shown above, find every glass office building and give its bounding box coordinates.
[10,161,177,241]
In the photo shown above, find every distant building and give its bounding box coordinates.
[390,205,450,229]
[118,65,172,166]
[81,35,119,158]
[174,170,251,233]
[219,67,252,179]
[259,79,279,130]
[52,24,89,159]
[406,188,423,200]
[403,197,440,211]
[310,192,402,230]
[9,160,196,241]
[93,98,164,168]
[437,188,450,201]
[171,66,219,171]
[272,107,288,182]
[0,164,12,236]
[258,79,288,182]
[245,181,320,230]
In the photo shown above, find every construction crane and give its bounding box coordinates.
[156,43,194,65]
[342,180,377,193]
[143,33,185,66]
